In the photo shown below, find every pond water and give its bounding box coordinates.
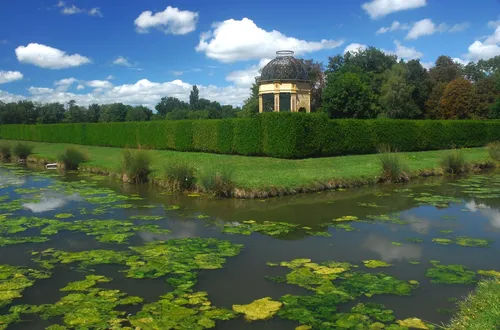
[0,164,499,329]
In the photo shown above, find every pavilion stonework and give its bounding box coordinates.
[258,51,312,113]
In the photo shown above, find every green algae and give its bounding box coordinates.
[60,275,112,291]
[477,270,500,278]
[331,223,356,232]
[439,230,453,234]
[332,216,358,222]
[432,237,491,247]
[0,264,50,308]
[221,220,299,237]
[391,242,402,246]
[425,261,476,284]
[363,260,392,269]
[366,214,407,225]
[32,249,131,270]
[406,237,424,243]
[0,236,50,247]
[130,215,164,221]
[232,297,282,321]
[55,213,74,219]
[165,204,181,211]
[432,238,453,245]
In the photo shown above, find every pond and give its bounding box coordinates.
[0,163,499,329]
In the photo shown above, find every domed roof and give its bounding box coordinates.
[260,51,309,82]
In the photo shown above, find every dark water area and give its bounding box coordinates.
[0,163,499,329]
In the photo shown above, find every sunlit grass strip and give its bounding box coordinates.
[446,279,500,330]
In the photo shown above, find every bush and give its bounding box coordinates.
[377,145,409,183]
[0,142,11,160]
[58,147,87,170]
[440,148,469,174]
[198,167,235,197]
[487,142,500,162]
[13,143,34,160]
[163,162,196,192]
[120,149,151,183]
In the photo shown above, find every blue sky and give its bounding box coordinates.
[0,0,499,108]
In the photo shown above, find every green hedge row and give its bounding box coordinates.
[1,113,500,159]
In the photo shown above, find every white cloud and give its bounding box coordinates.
[453,57,469,66]
[376,21,410,34]
[383,40,423,60]
[406,19,445,40]
[449,23,470,33]
[362,0,427,19]
[421,61,434,70]
[86,80,113,89]
[76,84,85,90]
[54,77,78,91]
[171,71,184,76]
[488,20,500,29]
[57,1,102,17]
[1,78,250,108]
[196,18,344,63]
[106,75,115,80]
[226,58,272,87]
[113,56,132,67]
[462,26,500,61]
[344,43,368,54]
[0,71,23,84]
[15,43,91,69]
[134,6,198,35]
[171,68,203,76]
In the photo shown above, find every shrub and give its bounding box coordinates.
[377,145,409,183]
[13,143,34,160]
[487,142,500,162]
[0,142,11,160]
[440,148,469,174]
[163,162,196,192]
[58,147,87,170]
[198,167,235,197]
[120,149,151,183]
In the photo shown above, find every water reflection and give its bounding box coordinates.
[404,214,433,234]
[362,234,422,262]
[23,193,81,213]
[465,200,500,229]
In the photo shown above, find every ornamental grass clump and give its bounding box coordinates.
[120,149,151,183]
[58,147,87,170]
[12,143,34,161]
[377,145,409,183]
[198,167,235,197]
[0,142,11,160]
[486,142,500,162]
[440,148,469,174]
[163,162,196,192]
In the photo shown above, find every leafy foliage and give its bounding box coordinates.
[0,141,11,160]
[58,147,87,170]
[163,161,196,192]
[377,146,409,182]
[440,149,469,174]
[12,143,34,160]
[438,78,476,119]
[120,149,151,183]
[487,141,500,161]
[233,297,282,321]
[198,167,235,197]
[425,261,477,284]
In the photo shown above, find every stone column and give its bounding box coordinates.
[259,94,263,113]
[274,93,280,112]
[290,93,297,112]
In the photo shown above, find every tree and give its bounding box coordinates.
[37,103,65,124]
[64,100,86,123]
[239,77,260,118]
[463,62,485,83]
[87,104,101,123]
[99,103,129,122]
[425,83,447,119]
[125,107,149,121]
[155,97,189,116]
[438,77,476,119]
[429,56,462,84]
[299,59,325,112]
[322,70,379,118]
[474,77,498,118]
[380,63,420,119]
[406,60,432,115]
[189,85,200,110]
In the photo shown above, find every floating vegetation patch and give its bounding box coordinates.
[32,249,131,270]
[130,291,234,329]
[391,242,402,246]
[60,275,112,292]
[0,264,50,308]
[397,318,431,329]
[425,261,476,284]
[414,193,462,208]
[232,297,282,321]
[363,260,392,269]
[332,216,358,223]
[357,202,384,208]
[221,220,299,237]
[432,237,491,248]
[406,237,424,243]
[129,215,165,221]
[439,230,453,234]
[432,238,453,245]
[54,213,74,219]
[165,205,181,211]
[330,223,356,232]
[0,236,50,247]
[477,270,500,278]
[366,213,407,225]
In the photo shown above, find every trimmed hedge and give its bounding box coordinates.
[1,114,500,159]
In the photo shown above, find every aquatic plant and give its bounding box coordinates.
[339,272,418,297]
[221,220,299,237]
[55,213,74,219]
[0,142,11,160]
[397,318,431,329]
[12,143,34,160]
[433,238,453,245]
[486,141,500,161]
[120,149,151,183]
[0,264,50,308]
[232,297,282,321]
[377,146,410,183]
[163,162,196,192]
[440,148,469,174]
[477,270,500,278]
[198,167,235,197]
[363,260,392,269]
[332,215,359,222]
[425,261,476,284]
[58,147,87,170]
[406,237,424,243]
[129,215,164,221]
[455,237,490,247]
[414,193,462,208]
[60,275,112,291]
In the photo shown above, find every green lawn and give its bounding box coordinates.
[447,279,500,330]
[3,140,490,190]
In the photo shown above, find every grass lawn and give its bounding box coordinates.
[447,279,500,330]
[3,140,490,190]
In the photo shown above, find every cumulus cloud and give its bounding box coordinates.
[376,21,410,35]
[76,84,85,90]
[383,40,423,60]
[16,43,91,69]
[362,0,427,19]
[1,78,250,108]
[344,43,368,54]
[113,56,133,67]
[0,71,23,84]
[449,23,470,33]
[134,6,198,35]
[462,26,500,61]
[226,58,272,87]
[488,20,500,29]
[86,80,113,89]
[57,1,102,17]
[406,19,447,40]
[106,75,115,80]
[54,77,78,91]
[196,18,343,63]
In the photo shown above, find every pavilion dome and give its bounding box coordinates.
[260,51,309,82]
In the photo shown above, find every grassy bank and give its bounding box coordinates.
[447,279,500,330]
[0,140,493,197]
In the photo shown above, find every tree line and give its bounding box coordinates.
[242,50,500,120]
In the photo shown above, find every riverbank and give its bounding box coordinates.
[1,139,494,198]
[447,279,500,330]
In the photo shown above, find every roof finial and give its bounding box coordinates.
[276,50,294,57]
